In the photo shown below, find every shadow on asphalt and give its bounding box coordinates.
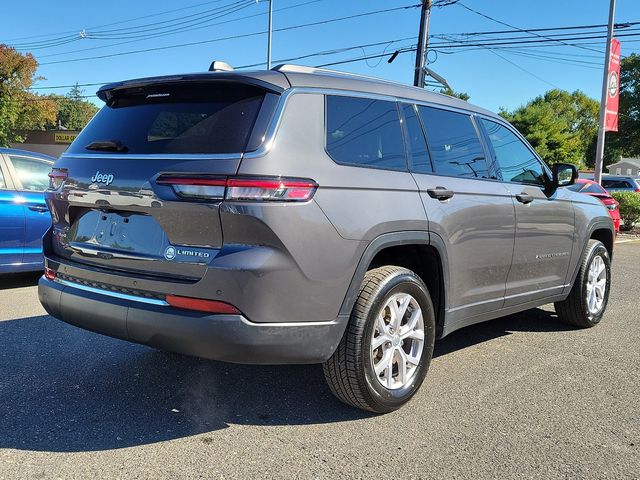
[0,272,41,290]
[0,308,574,453]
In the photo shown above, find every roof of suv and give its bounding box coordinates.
[96,65,498,120]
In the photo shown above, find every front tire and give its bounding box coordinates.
[323,266,436,413]
[555,239,611,328]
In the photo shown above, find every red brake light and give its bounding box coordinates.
[156,175,317,202]
[48,168,68,190]
[166,295,240,314]
[226,177,317,202]
[44,268,56,281]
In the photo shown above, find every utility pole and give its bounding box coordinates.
[594,0,616,184]
[267,0,273,69]
[413,0,432,87]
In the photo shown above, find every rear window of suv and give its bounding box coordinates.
[68,82,271,155]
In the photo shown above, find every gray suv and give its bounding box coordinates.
[39,65,614,413]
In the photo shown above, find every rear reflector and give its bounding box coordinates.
[44,268,56,281]
[156,175,317,202]
[165,295,241,314]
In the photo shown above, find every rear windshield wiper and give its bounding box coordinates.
[85,140,128,153]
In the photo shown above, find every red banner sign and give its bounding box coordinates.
[605,38,621,132]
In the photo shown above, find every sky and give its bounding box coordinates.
[3,0,639,112]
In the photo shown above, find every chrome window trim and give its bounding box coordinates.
[54,277,169,306]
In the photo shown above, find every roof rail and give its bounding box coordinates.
[272,64,399,85]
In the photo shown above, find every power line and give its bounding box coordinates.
[456,2,605,55]
[2,0,237,44]
[38,4,421,66]
[36,0,320,59]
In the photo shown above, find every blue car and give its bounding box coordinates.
[0,148,54,273]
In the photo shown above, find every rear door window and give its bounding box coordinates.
[7,155,53,192]
[402,104,432,174]
[418,106,488,179]
[325,96,407,171]
[68,82,270,155]
[480,118,546,186]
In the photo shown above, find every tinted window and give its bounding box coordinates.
[7,156,53,192]
[566,183,583,192]
[602,179,633,189]
[418,106,488,178]
[402,104,432,173]
[582,183,608,195]
[326,96,406,171]
[68,83,267,155]
[0,165,5,189]
[481,119,545,185]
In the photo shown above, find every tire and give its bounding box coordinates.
[323,266,436,413]
[555,239,611,328]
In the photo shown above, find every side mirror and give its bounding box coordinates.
[551,163,578,188]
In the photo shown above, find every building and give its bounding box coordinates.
[9,130,80,159]
[607,158,640,177]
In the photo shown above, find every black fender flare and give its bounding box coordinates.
[338,231,450,329]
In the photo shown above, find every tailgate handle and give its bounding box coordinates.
[426,187,454,201]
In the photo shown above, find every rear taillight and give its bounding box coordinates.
[226,177,317,201]
[156,176,226,200]
[156,175,317,202]
[166,295,240,314]
[44,268,56,281]
[48,168,68,190]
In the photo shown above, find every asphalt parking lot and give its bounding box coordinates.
[0,241,638,480]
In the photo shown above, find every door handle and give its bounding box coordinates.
[28,205,49,212]
[426,187,454,201]
[515,193,534,204]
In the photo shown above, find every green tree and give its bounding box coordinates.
[0,44,57,146]
[51,83,99,130]
[440,86,470,101]
[500,89,599,168]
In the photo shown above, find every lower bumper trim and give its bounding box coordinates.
[38,277,347,364]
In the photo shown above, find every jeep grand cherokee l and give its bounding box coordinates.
[39,65,614,413]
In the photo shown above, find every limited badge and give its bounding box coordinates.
[164,246,176,260]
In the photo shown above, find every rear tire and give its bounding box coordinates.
[323,266,436,413]
[555,239,611,328]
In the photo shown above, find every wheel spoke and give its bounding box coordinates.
[402,328,425,342]
[374,349,393,376]
[372,334,389,350]
[397,349,408,385]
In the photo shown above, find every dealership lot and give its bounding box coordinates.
[0,242,638,479]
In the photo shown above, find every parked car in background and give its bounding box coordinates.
[0,148,54,273]
[585,175,640,193]
[567,179,621,232]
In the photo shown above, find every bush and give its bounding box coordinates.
[611,191,640,231]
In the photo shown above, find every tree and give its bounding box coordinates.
[0,44,56,146]
[50,83,99,130]
[440,86,470,101]
[500,89,599,169]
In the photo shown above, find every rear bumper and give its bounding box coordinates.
[38,277,347,364]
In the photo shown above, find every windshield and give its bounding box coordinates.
[68,82,268,155]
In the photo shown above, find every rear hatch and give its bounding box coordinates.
[47,77,281,281]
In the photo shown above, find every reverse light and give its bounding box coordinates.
[166,295,240,314]
[44,268,56,281]
[48,168,68,190]
[156,175,317,202]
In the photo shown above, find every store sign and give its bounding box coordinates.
[54,133,78,144]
